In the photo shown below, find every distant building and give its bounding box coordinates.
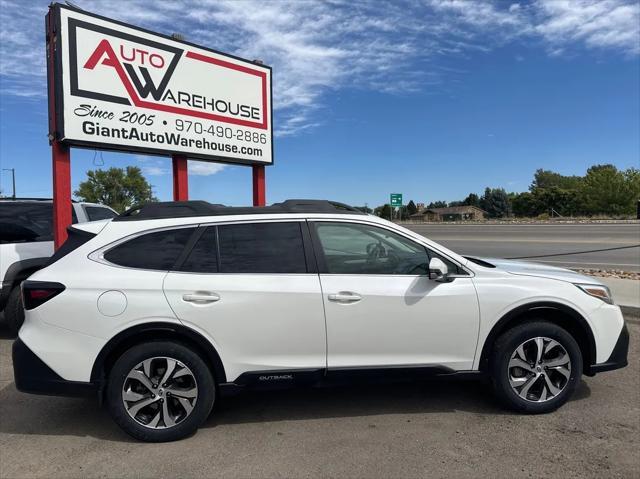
[409,205,487,222]
[416,202,425,210]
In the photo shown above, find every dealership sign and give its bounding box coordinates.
[50,4,272,165]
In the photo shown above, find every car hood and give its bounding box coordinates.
[473,257,605,285]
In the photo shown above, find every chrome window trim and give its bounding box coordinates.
[89,218,308,272]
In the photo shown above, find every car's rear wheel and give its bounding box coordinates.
[4,286,25,337]
[106,341,215,442]
[490,321,582,414]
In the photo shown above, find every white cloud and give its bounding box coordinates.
[136,155,225,176]
[141,165,168,176]
[534,0,640,55]
[427,0,526,29]
[188,162,225,176]
[135,155,169,176]
[1,0,638,136]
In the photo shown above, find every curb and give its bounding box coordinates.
[620,305,640,318]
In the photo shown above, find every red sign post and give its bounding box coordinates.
[47,10,73,248]
[171,155,189,202]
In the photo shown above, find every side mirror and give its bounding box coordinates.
[428,257,449,282]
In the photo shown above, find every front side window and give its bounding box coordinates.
[314,222,430,275]
[218,222,307,273]
[104,228,194,270]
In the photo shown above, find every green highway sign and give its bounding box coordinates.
[390,193,402,207]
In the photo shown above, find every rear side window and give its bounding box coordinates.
[218,222,307,273]
[85,206,117,221]
[104,228,194,270]
[0,203,53,243]
[180,227,218,273]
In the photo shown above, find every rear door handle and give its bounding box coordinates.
[182,292,220,304]
[328,292,362,303]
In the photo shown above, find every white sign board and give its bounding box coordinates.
[52,4,272,165]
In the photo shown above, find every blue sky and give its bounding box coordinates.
[1,0,638,207]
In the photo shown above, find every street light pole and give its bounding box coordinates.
[2,168,15,198]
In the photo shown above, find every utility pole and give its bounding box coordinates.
[2,168,16,198]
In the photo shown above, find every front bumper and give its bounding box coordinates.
[12,339,97,397]
[588,322,629,375]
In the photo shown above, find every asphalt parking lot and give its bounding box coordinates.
[0,317,638,479]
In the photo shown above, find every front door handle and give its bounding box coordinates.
[328,292,362,303]
[182,292,220,304]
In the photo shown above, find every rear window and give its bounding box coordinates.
[218,222,307,273]
[0,202,81,244]
[0,203,53,244]
[104,228,194,270]
[85,205,117,221]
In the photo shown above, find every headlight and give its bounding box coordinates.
[575,283,614,304]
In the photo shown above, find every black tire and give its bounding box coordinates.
[4,286,25,338]
[106,341,215,442]
[490,320,582,414]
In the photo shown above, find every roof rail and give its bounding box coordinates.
[274,199,363,213]
[115,199,365,221]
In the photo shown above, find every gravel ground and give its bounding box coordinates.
[577,269,640,281]
[0,318,638,479]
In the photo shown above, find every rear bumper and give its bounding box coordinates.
[12,338,97,397]
[588,322,629,375]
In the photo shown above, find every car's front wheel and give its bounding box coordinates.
[490,321,582,414]
[106,341,215,442]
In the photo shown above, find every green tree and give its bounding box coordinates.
[462,193,480,207]
[511,191,538,217]
[427,200,447,208]
[407,200,418,215]
[579,164,635,215]
[75,166,157,213]
[374,204,392,219]
[480,187,511,218]
[531,169,582,191]
[625,167,640,209]
[399,205,412,220]
[532,186,580,216]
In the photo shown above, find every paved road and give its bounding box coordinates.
[1,318,638,479]
[405,223,640,272]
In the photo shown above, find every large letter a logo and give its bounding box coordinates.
[84,39,176,101]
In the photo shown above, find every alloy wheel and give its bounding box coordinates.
[122,356,198,429]
[508,336,571,403]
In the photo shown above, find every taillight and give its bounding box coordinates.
[22,281,65,310]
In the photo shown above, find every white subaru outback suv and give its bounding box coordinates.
[13,200,628,442]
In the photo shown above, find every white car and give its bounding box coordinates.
[12,200,628,442]
[0,198,118,334]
